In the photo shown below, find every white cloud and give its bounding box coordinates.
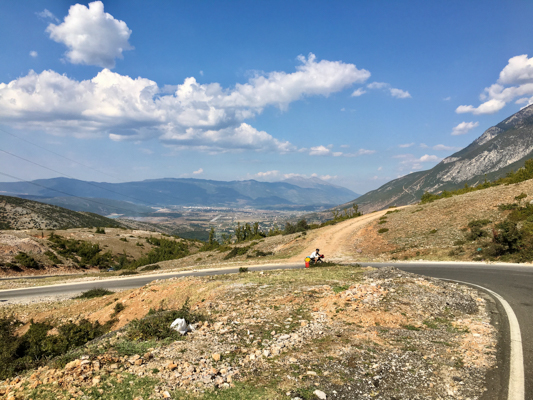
[320,174,337,180]
[367,81,411,99]
[419,143,429,148]
[398,143,414,148]
[498,54,533,85]
[29,51,38,58]
[199,71,204,76]
[419,154,441,162]
[351,87,366,97]
[451,121,479,135]
[393,153,442,171]
[389,88,411,98]
[256,170,280,178]
[340,144,350,148]
[433,144,461,151]
[443,96,451,101]
[0,54,368,153]
[367,82,388,89]
[37,9,59,22]
[46,1,133,68]
[309,145,331,156]
[356,148,375,155]
[192,168,203,175]
[340,107,346,111]
[456,54,533,115]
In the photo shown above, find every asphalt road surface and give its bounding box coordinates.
[364,261,532,400]
[0,260,530,398]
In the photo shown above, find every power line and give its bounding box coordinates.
[0,127,119,181]
[0,147,160,207]
[0,171,151,215]
[0,129,191,207]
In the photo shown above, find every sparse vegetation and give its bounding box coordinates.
[127,299,208,341]
[0,317,113,380]
[47,232,113,268]
[378,228,389,234]
[14,252,40,269]
[75,288,115,299]
[239,267,249,273]
[420,158,533,204]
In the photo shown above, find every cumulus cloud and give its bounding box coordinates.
[394,153,442,171]
[451,121,479,135]
[419,154,441,162]
[433,144,461,151]
[192,168,203,175]
[29,51,38,58]
[367,81,411,98]
[309,145,331,156]
[250,171,324,181]
[456,54,533,115]
[46,1,133,68]
[37,9,59,22]
[0,54,367,153]
[351,87,366,97]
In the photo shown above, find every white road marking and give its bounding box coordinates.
[443,279,524,400]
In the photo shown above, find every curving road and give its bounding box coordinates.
[0,260,530,399]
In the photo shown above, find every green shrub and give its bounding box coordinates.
[239,267,248,273]
[75,288,114,299]
[378,228,389,234]
[95,227,106,234]
[14,252,40,269]
[44,250,60,264]
[429,229,437,234]
[119,270,138,276]
[127,299,208,341]
[0,317,111,380]
[141,264,161,271]
[47,233,113,268]
[120,237,128,242]
[112,302,126,316]
[129,237,189,269]
[223,246,250,260]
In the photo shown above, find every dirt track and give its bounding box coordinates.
[288,209,392,262]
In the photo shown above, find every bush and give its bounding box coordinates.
[112,302,126,316]
[0,317,111,380]
[75,288,114,299]
[127,299,208,341]
[378,228,389,234]
[223,246,251,260]
[14,252,40,269]
[141,264,161,271]
[119,270,138,276]
[44,250,61,264]
[239,267,249,273]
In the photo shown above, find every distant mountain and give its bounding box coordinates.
[347,103,533,212]
[0,177,359,213]
[0,195,124,230]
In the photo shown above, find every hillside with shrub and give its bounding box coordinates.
[0,195,124,230]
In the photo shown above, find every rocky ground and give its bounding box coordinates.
[0,265,497,400]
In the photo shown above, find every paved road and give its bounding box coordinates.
[1,260,530,398]
[0,263,302,300]
[364,261,532,400]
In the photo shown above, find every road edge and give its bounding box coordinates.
[443,279,524,400]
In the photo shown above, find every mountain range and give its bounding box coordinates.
[0,176,359,215]
[348,103,533,212]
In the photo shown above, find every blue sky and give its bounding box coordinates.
[1,1,533,194]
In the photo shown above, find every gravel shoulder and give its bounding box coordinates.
[0,265,497,399]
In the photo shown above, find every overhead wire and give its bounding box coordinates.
[0,126,119,181]
[0,127,193,207]
[0,171,152,215]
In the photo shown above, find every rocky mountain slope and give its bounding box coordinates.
[0,177,358,213]
[0,195,124,230]
[350,104,533,212]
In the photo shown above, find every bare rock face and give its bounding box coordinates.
[347,104,533,212]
